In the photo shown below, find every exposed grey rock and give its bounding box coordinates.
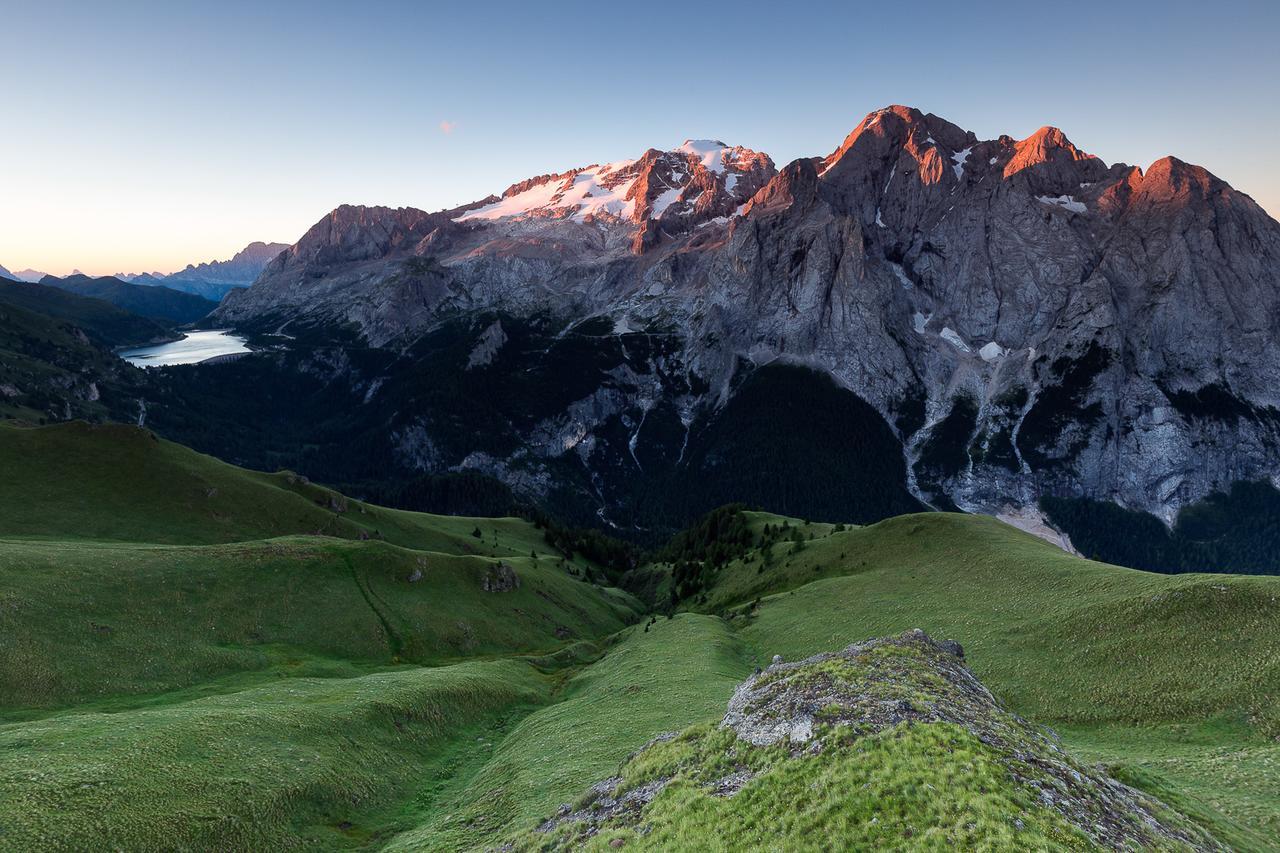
[213,106,1280,525]
[482,561,519,593]
[535,776,670,838]
[466,319,507,369]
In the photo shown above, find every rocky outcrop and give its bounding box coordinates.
[482,561,519,593]
[523,631,1224,850]
[211,106,1280,525]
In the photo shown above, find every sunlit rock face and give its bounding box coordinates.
[215,106,1280,523]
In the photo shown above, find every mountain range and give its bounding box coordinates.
[205,105,1280,548]
[1,241,288,300]
[136,240,289,299]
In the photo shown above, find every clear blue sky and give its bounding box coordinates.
[3,0,1278,275]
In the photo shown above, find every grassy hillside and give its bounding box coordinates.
[0,659,550,849]
[0,536,638,711]
[40,273,217,325]
[0,421,650,847]
[675,513,1280,732]
[2,421,1277,849]
[385,614,751,850]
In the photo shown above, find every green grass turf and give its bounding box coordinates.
[0,536,640,712]
[706,515,1279,731]
[514,636,1220,851]
[383,613,753,850]
[1063,719,1280,851]
[0,659,549,850]
[528,723,1103,851]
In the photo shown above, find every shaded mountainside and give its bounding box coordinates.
[144,316,921,536]
[201,104,1280,549]
[0,276,172,347]
[40,273,217,324]
[1043,483,1280,575]
[0,280,152,422]
[521,631,1222,851]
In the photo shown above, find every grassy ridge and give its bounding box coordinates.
[515,635,1221,851]
[0,421,652,848]
[0,537,639,711]
[0,660,548,850]
[700,514,1280,732]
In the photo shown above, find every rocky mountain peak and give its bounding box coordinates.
[1138,155,1230,202]
[822,106,973,172]
[1002,125,1106,187]
[285,204,437,265]
[228,241,289,264]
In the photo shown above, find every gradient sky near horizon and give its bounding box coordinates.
[3,0,1278,276]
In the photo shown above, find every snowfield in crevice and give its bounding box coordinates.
[1036,194,1087,214]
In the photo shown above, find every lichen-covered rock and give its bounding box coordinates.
[517,631,1224,851]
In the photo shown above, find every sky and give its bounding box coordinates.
[2,0,1278,276]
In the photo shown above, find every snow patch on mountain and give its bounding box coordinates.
[678,139,730,173]
[458,161,639,223]
[940,327,970,352]
[1036,194,1087,214]
[650,186,683,219]
[979,341,1006,362]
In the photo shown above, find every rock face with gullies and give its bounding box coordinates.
[213,105,1280,526]
[520,631,1224,851]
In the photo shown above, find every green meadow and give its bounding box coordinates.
[1,423,1277,849]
